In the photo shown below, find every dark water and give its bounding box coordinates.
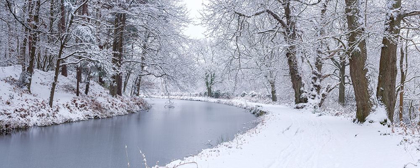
[0,98,257,168]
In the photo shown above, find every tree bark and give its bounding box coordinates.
[75,2,88,97]
[345,0,372,122]
[123,71,131,94]
[399,45,404,122]
[135,76,142,96]
[135,38,147,96]
[398,32,408,122]
[376,0,402,123]
[110,12,126,97]
[205,72,215,97]
[60,0,67,77]
[99,68,105,86]
[270,81,277,102]
[46,0,55,71]
[282,0,308,106]
[27,0,40,93]
[85,68,91,95]
[49,41,65,107]
[76,63,81,96]
[309,0,330,107]
[19,27,29,87]
[49,0,84,107]
[338,55,346,105]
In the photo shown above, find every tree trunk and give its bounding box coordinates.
[399,46,404,122]
[398,32,408,122]
[270,81,277,102]
[49,0,82,107]
[110,12,126,97]
[310,0,330,107]
[207,87,212,97]
[99,69,105,86]
[75,0,89,96]
[60,0,67,77]
[135,38,147,96]
[19,26,29,88]
[76,64,81,96]
[338,55,346,105]
[282,1,307,106]
[123,71,131,94]
[46,0,55,71]
[85,68,91,95]
[49,42,65,107]
[345,0,372,123]
[376,0,402,123]
[27,0,40,93]
[205,72,215,97]
[135,76,142,96]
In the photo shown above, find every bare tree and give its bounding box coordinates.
[49,0,88,107]
[376,0,420,122]
[345,0,372,122]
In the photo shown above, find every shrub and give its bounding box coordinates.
[214,90,221,98]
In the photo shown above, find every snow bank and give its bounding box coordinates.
[0,66,149,134]
[150,95,267,117]
[160,96,420,168]
[366,106,389,124]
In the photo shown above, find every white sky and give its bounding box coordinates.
[183,0,207,39]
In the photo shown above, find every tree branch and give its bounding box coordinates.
[234,10,287,28]
[402,10,420,18]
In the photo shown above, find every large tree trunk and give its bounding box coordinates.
[282,1,307,106]
[376,0,402,123]
[309,0,330,107]
[27,0,40,93]
[345,0,372,122]
[286,47,307,106]
[110,12,126,97]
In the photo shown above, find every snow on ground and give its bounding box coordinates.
[0,66,149,133]
[161,96,420,168]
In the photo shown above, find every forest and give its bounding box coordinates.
[1,0,417,123]
[1,0,420,167]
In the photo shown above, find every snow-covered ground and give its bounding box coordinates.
[162,96,420,168]
[0,66,149,133]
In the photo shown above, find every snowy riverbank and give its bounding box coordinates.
[161,96,420,168]
[0,66,149,134]
[150,95,267,117]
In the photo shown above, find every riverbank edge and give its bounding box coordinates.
[0,66,152,135]
[148,96,267,117]
[149,95,274,168]
[0,97,151,135]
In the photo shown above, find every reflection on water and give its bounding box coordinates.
[0,98,257,168]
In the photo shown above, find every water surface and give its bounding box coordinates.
[0,98,257,168]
